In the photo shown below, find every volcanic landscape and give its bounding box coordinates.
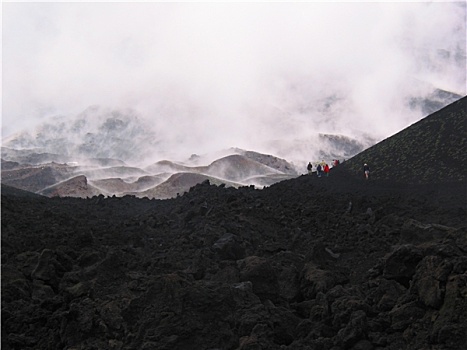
[1,96,466,350]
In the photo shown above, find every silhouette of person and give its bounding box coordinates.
[363,163,370,180]
[307,162,313,175]
[316,164,322,177]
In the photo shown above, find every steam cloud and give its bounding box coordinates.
[2,1,466,164]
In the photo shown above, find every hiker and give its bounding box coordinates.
[363,163,370,180]
[316,163,322,177]
[324,163,330,176]
[307,162,313,175]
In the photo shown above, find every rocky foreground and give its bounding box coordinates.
[1,97,466,350]
[2,168,466,350]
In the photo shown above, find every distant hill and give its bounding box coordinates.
[2,106,159,163]
[1,148,298,199]
[133,173,243,200]
[39,175,103,198]
[408,88,463,116]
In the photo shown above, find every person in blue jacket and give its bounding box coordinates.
[316,164,322,177]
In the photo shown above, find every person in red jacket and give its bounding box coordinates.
[324,163,330,177]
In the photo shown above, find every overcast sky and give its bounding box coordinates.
[2,1,466,159]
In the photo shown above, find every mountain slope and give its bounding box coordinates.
[134,172,243,200]
[339,96,466,184]
[39,175,103,198]
[205,154,284,182]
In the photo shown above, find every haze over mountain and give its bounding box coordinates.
[2,2,466,166]
[1,141,302,199]
[1,92,462,199]
[2,103,375,167]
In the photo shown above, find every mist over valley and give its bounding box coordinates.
[1,87,462,199]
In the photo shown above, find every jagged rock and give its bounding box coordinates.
[335,310,369,348]
[238,256,279,301]
[431,274,467,348]
[410,255,452,308]
[388,300,426,331]
[331,294,372,330]
[31,279,55,301]
[31,249,59,285]
[381,244,424,287]
[1,265,31,302]
[274,251,302,301]
[366,278,407,312]
[213,233,246,261]
[300,263,349,299]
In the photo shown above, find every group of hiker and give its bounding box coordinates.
[306,160,370,179]
[306,161,331,177]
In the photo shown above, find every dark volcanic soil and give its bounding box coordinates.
[1,97,467,350]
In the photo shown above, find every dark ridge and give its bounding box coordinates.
[1,183,45,198]
[339,96,466,184]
